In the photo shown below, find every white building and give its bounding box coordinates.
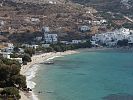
[31,18,40,22]
[2,52,11,59]
[60,41,70,44]
[80,25,90,32]
[42,44,50,48]
[128,35,133,44]
[42,27,50,33]
[44,33,58,43]
[19,48,24,53]
[0,20,5,26]
[91,41,97,45]
[35,36,42,41]
[92,28,131,46]
[11,58,23,64]
[30,45,39,49]
[92,20,101,25]
[72,40,82,44]
[100,19,107,24]
[2,43,14,53]
[22,44,38,49]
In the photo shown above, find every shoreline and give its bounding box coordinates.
[20,50,79,75]
[20,50,79,100]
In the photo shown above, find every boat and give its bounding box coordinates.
[40,60,54,65]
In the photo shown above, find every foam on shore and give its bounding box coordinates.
[46,55,63,61]
[25,56,64,100]
[25,64,40,100]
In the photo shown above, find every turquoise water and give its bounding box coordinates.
[33,50,133,100]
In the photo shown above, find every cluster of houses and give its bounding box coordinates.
[2,26,133,64]
[0,43,23,63]
[0,26,90,63]
[35,26,89,44]
[92,27,133,47]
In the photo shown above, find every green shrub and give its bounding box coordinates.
[0,87,21,99]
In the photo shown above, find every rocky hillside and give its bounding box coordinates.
[6,0,132,15]
[70,0,133,15]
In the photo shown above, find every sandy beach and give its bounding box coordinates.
[20,50,79,75]
[20,50,79,100]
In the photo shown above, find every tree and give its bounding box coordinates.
[10,64,20,75]
[11,75,27,88]
[1,58,21,67]
[0,59,26,89]
[0,87,21,99]
[117,39,128,46]
[13,47,19,53]
[45,47,54,52]
[24,48,35,57]
[22,54,31,63]
[0,64,11,87]
[53,45,62,52]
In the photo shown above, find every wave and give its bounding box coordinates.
[46,55,63,61]
[25,55,63,100]
[25,64,40,100]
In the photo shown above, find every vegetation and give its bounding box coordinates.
[0,87,21,100]
[0,58,27,99]
[117,39,128,46]
[22,54,32,64]
[122,23,133,30]
[13,47,20,53]
[0,58,26,88]
[36,41,92,53]
[24,48,35,57]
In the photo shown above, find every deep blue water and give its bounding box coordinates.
[33,50,133,100]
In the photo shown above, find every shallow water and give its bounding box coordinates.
[33,50,133,100]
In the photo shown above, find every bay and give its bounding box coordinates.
[33,50,133,100]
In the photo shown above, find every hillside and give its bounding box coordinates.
[0,0,132,43]
[5,0,133,15]
[70,0,133,15]
[0,0,101,43]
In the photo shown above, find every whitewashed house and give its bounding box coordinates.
[44,33,58,43]
[60,41,70,44]
[2,52,11,59]
[42,44,50,48]
[92,20,101,25]
[30,45,39,49]
[100,19,107,24]
[72,40,82,44]
[22,44,38,49]
[18,48,24,53]
[0,20,5,26]
[35,36,42,41]
[91,40,98,46]
[128,35,133,44]
[92,28,131,46]
[2,43,14,53]
[31,18,40,23]
[42,27,50,33]
[80,25,90,32]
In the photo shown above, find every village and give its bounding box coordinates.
[0,0,133,64]
[0,0,133,100]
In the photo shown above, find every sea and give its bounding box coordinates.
[28,49,133,100]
